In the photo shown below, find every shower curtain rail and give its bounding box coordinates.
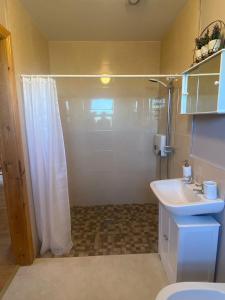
[21,74,182,78]
[20,73,219,78]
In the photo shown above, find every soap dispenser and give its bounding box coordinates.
[183,160,192,183]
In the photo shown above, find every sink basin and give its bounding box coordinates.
[156,282,225,300]
[150,178,224,216]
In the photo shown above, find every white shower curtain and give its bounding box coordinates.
[22,77,73,256]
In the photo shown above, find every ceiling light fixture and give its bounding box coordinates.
[128,0,140,5]
[100,75,111,85]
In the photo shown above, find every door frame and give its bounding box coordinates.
[0,24,34,265]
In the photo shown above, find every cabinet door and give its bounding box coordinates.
[167,216,178,283]
[196,55,220,113]
[159,204,170,260]
[185,76,198,113]
[182,53,221,114]
[159,205,178,283]
[177,227,218,282]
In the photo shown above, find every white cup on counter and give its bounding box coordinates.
[203,181,218,200]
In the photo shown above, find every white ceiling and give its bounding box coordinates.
[20,0,187,41]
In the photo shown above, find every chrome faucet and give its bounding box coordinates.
[184,176,192,184]
[193,183,204,194]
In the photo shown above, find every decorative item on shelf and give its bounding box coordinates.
[193,20,225,65]
[209,24,221,54]
[195,38,203,62]
[200,30,210,58]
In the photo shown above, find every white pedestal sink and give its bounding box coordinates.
[150,178,224,216]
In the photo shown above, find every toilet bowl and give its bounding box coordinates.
[156,282,225,300]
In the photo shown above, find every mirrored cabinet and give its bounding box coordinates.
[181,49,225,114]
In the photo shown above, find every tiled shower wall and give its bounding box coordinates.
[57,79,160,206]
[49,41,161,206]
[156,83,184,179]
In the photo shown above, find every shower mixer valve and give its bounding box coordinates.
[164,145,174,155]
[153,134,174,157]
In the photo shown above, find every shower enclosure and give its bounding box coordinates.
[21,74,178,256]
[55,77,173,206]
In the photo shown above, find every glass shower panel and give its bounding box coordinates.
[57,78,159,206]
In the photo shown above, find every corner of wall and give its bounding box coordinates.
[158,0,201,179]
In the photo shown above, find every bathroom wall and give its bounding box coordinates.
[49,41,160,75]
[160,0,200,178]
[193,0,225,282]
[49,41,161,206]
[160,0,225,282]
[0,0,50,254]
[0,0,7,27]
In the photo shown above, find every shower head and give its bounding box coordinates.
[128,0,140,5]
[148,78,168,88]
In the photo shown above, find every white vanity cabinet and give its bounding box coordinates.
[159,204,220,283]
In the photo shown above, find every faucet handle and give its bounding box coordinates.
[193,182,204,194]
[194,182,203,187]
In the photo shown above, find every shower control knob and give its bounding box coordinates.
[164,145,174,154]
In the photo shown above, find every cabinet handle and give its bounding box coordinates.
[214,81,219,86]
[163,234,168,241]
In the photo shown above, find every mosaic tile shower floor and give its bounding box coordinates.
[70,203,158,257]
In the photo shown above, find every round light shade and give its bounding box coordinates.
[100,76,111,85]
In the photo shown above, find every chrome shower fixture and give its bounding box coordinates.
[148,78,168,88]
[128,0,140,5]
[148,77,175,179]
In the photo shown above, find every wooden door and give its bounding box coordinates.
[0,25,34,265]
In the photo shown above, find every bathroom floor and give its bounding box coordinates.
[70,203,158,257]
[2,254,167,300]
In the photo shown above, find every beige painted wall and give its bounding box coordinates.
[197,0,225,283]
[0,0,50,255]
[161,0,225,177]
[49,41,160,75]
[160,0,200,74]
[7,0,49,76]
[201,0,225,30]
[160,0,225,282]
